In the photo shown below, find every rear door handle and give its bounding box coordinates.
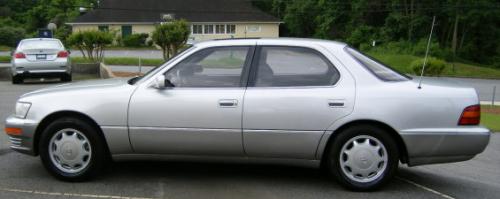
[218,99,238,108]
[328,99,345,108]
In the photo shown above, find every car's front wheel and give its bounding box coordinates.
[39,117,107,181]
[326,125,399,191]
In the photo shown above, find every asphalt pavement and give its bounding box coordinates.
[0,80,499,199]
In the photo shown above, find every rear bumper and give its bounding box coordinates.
[4,115,39,156]
[11,59,71,76]
[400,127,490,166]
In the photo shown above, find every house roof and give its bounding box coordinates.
[70,0,280,24]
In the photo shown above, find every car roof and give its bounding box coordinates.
[20,38,62,42]
[194,37,347,48]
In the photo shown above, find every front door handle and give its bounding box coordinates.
[218,99,238,108]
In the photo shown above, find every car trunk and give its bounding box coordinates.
[22,49,60,62]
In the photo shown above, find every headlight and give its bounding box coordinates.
[15,102,31,119]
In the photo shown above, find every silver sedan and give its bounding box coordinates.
[4,38,490,191]
[11,38,72,84]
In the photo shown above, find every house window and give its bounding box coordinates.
[204,24,214,34]
[121,25,132,37]
[246,25,261,33]
[226,25,235,34]
[192,24,203,34]
[215,25,225,34]
[98,25,109,32]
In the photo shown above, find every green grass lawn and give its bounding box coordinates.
[0,45,11,51]
[0,56,10,63]
[368,52,500,79]
[481,105,500,132]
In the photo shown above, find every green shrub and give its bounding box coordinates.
[67,30,114,62]
[122,33,149,47]
[0,26,25,47]
[146,39,154,47]
[411,57,446,76]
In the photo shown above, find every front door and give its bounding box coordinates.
[242,45,355,159]
[129,46,254,156]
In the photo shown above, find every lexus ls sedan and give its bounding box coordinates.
[5,38,490,191]
[11,38,72,84]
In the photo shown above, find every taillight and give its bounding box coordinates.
[57,51,69,58]
[458,105,480,125]
[14,53,26,59]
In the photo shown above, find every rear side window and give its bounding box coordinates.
[346,47,410,81]
[19,40,62,50]
[253,46,340,87]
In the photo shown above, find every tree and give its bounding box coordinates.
[0,26,26,47]
[152,19,190,60]
[67,30,113,62]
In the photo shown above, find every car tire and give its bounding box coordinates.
[12,75,23,84]
[326,124,399,191]
[61,74,72,82]
[39,117,107,182]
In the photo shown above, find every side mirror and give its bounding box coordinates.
[152,75,175,89]
[153,75,166,89]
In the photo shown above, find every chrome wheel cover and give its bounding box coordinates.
[339,135,388,183]
[48,128,92,174]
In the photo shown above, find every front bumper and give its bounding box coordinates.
[400,127,490,166]
[4,115,39,156]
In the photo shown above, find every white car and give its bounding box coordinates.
[5,38,489,191]
[11,38,71,84]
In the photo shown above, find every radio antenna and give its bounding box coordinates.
[418,16,436,89]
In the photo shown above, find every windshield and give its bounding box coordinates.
[128,46,196,85]
[19,40,62,50]
[345,47,410,81]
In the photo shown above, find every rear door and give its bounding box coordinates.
[242,42,355,159]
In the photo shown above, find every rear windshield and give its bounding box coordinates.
[345,47,410,81]
[19,40,62,50]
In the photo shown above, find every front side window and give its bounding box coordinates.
[346,47,410,81]
[254,47,340,87]
[165,47,250,87]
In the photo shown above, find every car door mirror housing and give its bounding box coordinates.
[153,75,166,89]
[152,75,175,89]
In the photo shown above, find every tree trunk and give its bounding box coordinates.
[451,12,459,72]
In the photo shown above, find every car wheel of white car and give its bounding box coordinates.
[39,117,107,181]
[327,124,399,191]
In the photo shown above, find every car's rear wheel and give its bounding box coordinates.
[326,125,399,191]
[61,74,72,82]
[39,117,106,181]
[12,75,23,84]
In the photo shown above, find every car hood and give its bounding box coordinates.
[21,78,132,98]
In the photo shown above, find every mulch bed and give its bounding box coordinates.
[113,71,144,77]
[482,106,500,114]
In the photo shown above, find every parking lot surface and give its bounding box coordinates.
[0,80,499,199]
